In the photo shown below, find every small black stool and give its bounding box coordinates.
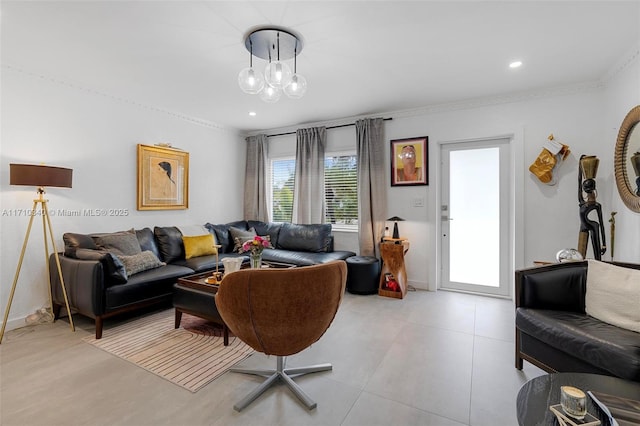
[346,256,380,295]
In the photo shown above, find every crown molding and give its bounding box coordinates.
[601,42,640,84]
[3,64,237,133]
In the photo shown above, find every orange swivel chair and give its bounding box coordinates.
[215,260,347,411]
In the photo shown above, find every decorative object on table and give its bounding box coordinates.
[221,257,242,274]
[529,133,571,185]
[609,211,617,261]
[237,26,307,102]
[555,248,584,263]
[137,144,189,210]
[379,239,410,299]
[560,386,588,420]
[577,155,606,260]
[240,235,272,269]
[387,216,405,239]
[0,164,76,344]
[390,136,428,186]
[613,105,640,212]
[204,243,223,285]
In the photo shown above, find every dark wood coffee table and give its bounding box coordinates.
[516,373,640,425]
[173,261,297,346]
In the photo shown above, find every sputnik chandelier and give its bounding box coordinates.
[238,26,307,103]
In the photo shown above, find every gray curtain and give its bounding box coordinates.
[293,126,326,224]
[243,134,269,222]
[356,118,387,257]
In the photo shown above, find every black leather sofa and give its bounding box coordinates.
[515,260,640,382]
[50,220,355,339]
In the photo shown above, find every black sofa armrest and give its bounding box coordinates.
[515,261,587,313]
[49,254,106,318]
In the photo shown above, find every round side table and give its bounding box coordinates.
[516,372,640,425]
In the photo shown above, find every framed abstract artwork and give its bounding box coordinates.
[391,136,428,186]
[137,144,189,210]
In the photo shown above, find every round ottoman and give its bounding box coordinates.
[346,256,380,295]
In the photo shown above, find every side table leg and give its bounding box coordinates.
[223,324,229,346]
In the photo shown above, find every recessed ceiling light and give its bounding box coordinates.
[249,111,257,116]
[509,61,523,69]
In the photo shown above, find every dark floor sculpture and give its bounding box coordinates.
[577,155,606,260]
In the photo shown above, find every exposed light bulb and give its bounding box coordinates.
[260,85,282,103]
[284,73,307,99]
[264,61,291,89]
[238,66,265,94]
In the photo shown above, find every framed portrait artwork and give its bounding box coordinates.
[391,136,428,186]
[137,144,189,210]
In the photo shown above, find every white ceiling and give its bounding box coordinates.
[3,1,640,133]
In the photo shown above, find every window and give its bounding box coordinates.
[268,153,358,229]
[269,157,295,222]
[325,154,358,228]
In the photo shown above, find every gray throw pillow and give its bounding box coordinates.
[94,231,142,256]
[117,251,166,276]
[229,227,257,253]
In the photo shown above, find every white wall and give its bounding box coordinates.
[261,73,639,294]
[1,68,245,331]
[603,49,640,262]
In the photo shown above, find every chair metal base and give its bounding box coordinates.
[230,355,332,411]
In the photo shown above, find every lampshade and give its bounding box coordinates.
[10,164,72,188]
[387,216,405,222]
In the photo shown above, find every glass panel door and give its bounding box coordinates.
[441,139,510,296]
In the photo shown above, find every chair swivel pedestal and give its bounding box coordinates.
[230,355,331,411]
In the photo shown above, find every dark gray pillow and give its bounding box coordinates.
[153,226,184,263]
[94,231,141,256]
[63,233,98,257]
[136,227,161,259]
[248,221,283,248]
[229,227,257,253]
[74,248,128,284]
[205,223,231,253]
[116,251,166,276]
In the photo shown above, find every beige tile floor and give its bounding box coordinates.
[0,289,545,426]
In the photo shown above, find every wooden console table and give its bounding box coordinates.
[379,238,410,299]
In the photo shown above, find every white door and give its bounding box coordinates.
[440,138,511,297]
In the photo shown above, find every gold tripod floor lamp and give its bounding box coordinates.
[0,164,76,344]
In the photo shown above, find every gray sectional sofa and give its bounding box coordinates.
[50,220,355,338]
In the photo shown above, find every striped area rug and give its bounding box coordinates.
[83,309,253,392]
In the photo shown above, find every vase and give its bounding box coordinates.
[250,253,262,269]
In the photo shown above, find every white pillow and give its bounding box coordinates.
[585,260,640,333]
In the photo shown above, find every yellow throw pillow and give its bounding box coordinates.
[183,234,217,259]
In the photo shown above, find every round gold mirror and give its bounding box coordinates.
[614,105,640,212]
